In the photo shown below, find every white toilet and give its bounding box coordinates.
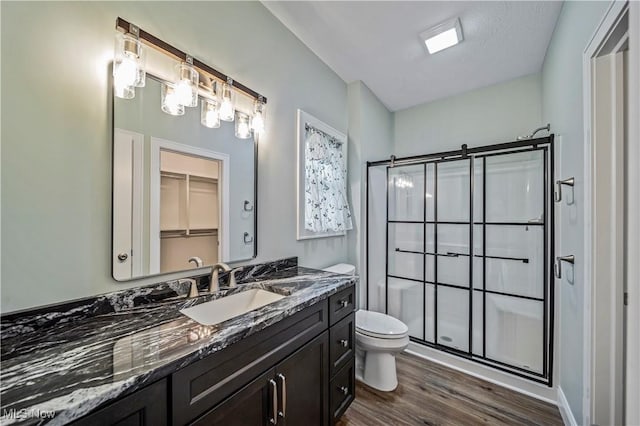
[323,264,410,392]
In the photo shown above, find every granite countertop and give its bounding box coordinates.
[0,258,357,425]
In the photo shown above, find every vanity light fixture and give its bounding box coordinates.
[161,83,185,116]
[175,58,199,108]
[251,96,266,135]
[234,111,252,139]
[201,97,221,128]
[113,26,146,99]
[219,78,235,122]
[115,17,267,137]
[419,18,463,54]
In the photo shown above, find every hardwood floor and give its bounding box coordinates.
[336,353,562,426]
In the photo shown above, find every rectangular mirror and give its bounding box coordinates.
[112,75,257,281]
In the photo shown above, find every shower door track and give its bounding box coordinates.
[366,136,555,386]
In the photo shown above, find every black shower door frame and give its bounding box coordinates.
[366,136,555,386]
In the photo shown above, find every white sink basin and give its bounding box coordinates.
[180,289,285,326]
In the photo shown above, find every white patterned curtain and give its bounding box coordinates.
[304,126,353,233]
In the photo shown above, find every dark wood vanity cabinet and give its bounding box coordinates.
[71,284,355,426]
[71,379,167,426]
[193,332,329,426]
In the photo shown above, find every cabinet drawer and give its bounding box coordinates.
[329,313,355,376]
[329,286,355,325]
[71,379,167,426]
[329,358,355,424]
[172,301,328,425]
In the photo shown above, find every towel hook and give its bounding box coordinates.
[243,232,254,244]
[554,255,575,280]
[555,177,575,203]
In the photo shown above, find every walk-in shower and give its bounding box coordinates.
[366,136,554,385]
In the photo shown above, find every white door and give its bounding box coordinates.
[112,129,144,280]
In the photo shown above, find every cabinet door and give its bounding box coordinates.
[71,379,167,426]
[191,368,277,426]
[275,331,329,426]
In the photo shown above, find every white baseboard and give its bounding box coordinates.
[557,387,578,426]
[405,342,557,404]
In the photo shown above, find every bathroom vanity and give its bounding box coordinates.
[0,259,356,425]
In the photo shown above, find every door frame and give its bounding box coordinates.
[149,137,230,272]
[112,128,144,281]
[626,4,640,425]
[582,1,637,424]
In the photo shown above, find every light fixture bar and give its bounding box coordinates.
[115,17,267,104]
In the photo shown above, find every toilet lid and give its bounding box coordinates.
[356,310,408,339]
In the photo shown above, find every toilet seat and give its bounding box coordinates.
[356,310,409,340]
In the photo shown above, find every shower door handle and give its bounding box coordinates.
[554,255,575,279]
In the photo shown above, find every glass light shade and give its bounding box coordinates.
[161,83,184,116]
[134,46,146,88]
[235,112,252,139]
[113,33,145,97]
[251,99,265,135]
[219,82,235,121]
[201,98,221,128]
[114,83,135,100]
[175,62,199,107]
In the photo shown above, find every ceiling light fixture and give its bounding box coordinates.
[420,17,463,54]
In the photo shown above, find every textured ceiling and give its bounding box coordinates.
[262,1,562,111]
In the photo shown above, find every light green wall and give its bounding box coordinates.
[1,1,348,312]
[541,1,610,422]
[347,81,393,307]
[394,73,542,156]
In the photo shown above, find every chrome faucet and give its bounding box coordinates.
[228,268,242,288]
[209,263,232,293]
[178,278,199,298]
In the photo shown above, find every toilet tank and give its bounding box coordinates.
[323,263,356,276]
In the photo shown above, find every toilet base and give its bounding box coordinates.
[362,351,399,391]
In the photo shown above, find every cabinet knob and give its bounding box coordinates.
[340,386,348,395]
[340,300,349,308]
[339,339,348,348]
[117,252,128,262]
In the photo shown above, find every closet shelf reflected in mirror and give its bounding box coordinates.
[158,150,220,274]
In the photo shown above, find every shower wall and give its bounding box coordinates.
[367,141,553,384]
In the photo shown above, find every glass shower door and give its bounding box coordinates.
[367,139,553,384]
[434,159,472,353]
[387,165,425,340]
[474,150,547,374]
